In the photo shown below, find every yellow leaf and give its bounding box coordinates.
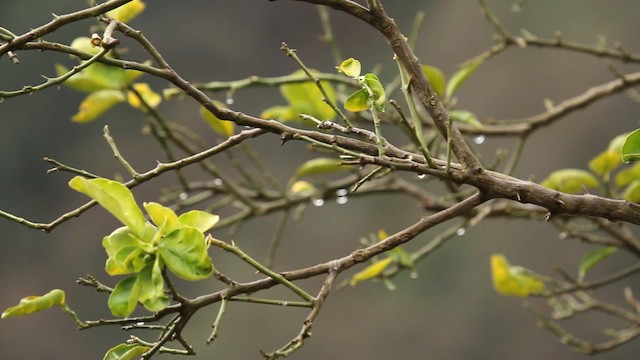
[350,257,393,286]
[72,90,125,123]
[491,254,544,297]
[107,0,146,22]
[289,180,316,195]
[127,83,161,110]
[2,289,65,319]
[199,103,235,137]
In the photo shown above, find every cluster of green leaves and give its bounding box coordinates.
[55,0,160,123]
[68,177,218,317]
[336,58,386,113]
[541,131,640,202]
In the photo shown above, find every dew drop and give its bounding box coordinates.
[336,196,348,205]
[558,231,568,240]
[417,173,426,180]
[136,322,145,326]
[312,198,325,207]
[213,178,223,186]
[456,228,466,236]
[225,97,234,105]
[409,271,418,279]
[179,192,188,200]
[335,188,348,197]
[473,134,486,145]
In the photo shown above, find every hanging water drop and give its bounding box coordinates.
[473,134,486,145]
[558,231,568,240]
[417,173,426,180]
[456,228,466,236]
[336,196,348,205]
[409,271,418,279]
[312,198,325,207]
[225,97,234,105]
[336,188,348,197]
[213,178,223,186]
[179,192,188,200]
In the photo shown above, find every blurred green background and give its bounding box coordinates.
[1,1,639,359]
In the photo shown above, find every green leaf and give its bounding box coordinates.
[108,275,141,317]
[107,0,146,23]
[578,247,617,282]
[199,102,235,137]
[289,180,316,196]
[143,202,179,235]
[622,180,640,202]
[177,210,220,233]
[445,60,482,99]
[137,259,169,312]
[69,177,147,238]
[350,257,393,286]
[69,37,104,56]
[363,73,386,111]
[294,157,351,178]
[103,226,150,275]
[491,254,544,297]
[56,64,112,93]
[103,343,150,360]
[280,70,336,121]
[621,129,640,163]
[450,110,483,128]
[158,228,213,280]
[71,90,125,123]
[589,150,622,176]
[336,58,361,78]
[344,88,371,112]
[540,169,600,194]
[615,162,640,188]
[1,289,65,319]
[422,65,446,98]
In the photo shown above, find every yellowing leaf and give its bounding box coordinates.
[260,105,297,122]
[72,90,125,123]
[344,88,370,112]
[540,169,599,194]
[280,70,336,121]
[143,202,179,234]
[70,37,104,56]
[491,254,543,297]
[336,58,361,78]
[289,180,316,195]
[589,150,622,176]
[127,83,161,110]
[1,289,65,319]
[199,103,234,137]
[615,162,640,188]
[350,257,393,286]
[107,0,146,23]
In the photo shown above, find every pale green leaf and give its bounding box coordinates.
[450,109,483,128]
[363,73,386,111]
[260,105,297,122]
[143,202,179,234]
[295,157,351,178]
[608,132,631,153]
[422,65,446,98]
[344,88,370,112]
[615,162,640,188]
[445,60,482,99]
[540,169,599,194]
[1,289,65,319]
[137,259,169,312]
[336,58,361,78]
[177,210,219,233]
[589,150,622,176]
[280,70,336,121]
[69,177,146,237]
[578,247,617,282]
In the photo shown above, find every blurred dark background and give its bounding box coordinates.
[1,1,639,359]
